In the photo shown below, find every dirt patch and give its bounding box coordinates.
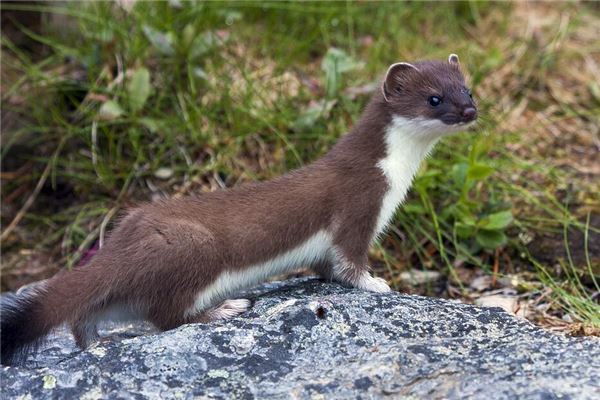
[527,213,600,272]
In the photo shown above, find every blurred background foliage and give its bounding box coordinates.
[1,1,599,333]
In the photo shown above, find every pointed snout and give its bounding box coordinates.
[461,107,477,122]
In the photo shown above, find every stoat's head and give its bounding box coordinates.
[382,54,477,136]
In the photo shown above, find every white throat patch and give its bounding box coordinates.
[373,116,455,239]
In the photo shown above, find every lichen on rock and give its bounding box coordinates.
[1,278,599,399]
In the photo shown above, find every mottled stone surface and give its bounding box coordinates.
[1,278,599,399]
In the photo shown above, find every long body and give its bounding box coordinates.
[1,55,477,365]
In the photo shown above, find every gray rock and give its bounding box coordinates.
[1,278,599,399]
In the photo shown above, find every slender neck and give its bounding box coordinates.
[367,118,439,236]
[322,93,393,168]
[379,116,441,180]
[322,92,440,174]
[323,92,443,237]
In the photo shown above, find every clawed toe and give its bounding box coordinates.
[356,274,392,293]
[222,298,251,311]
[210,298,252,320]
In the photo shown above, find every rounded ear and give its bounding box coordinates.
[382,62,419,102]
[448,53,460,65]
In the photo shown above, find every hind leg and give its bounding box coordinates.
[71,316,99,349]
[311,259,335,281]
[189,299,252,323]
[149,299,252,331]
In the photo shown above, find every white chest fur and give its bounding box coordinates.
[373,116,446,240]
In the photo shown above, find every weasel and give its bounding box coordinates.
[0,54,477,365]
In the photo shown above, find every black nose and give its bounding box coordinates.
[462,107,477,122]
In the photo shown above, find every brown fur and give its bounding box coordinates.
[0,57,476,365]
[59,94,391,332]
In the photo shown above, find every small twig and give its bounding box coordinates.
[491,248,500,287]
[1,138,66,242]
[0,161,33,180]
[89,120,111,184]
[99,206,119,248]
[1,161,53,242]
[532,288,554,306]
[66,224,102,269]
[107,53,125,90]
[91,120,99,175]
[4,184,31,205]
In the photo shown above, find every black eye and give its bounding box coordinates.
[428,96,442,107]
[468,89,473,99]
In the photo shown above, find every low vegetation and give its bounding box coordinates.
[1,1,598,333]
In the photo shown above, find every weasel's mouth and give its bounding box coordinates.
[458,120,477,129]
[439,119,477,132]
[440,114,478,126]
[456,120,477,126]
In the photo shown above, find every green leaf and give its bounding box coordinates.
[182,24,196,48]
[139,118,160,133]
[189,31,221,60]
[321,48,363,74]
[476,230,507,249]
[142,25,175,56]
[459,214,477,226]
[467,163,494,181]
[128,68,151,113]
[414,169,441,191]
[216,9,243,24]
[98,100,124,120]
[455,222,476,238]
[193,67,209,80]
[459,198,479,211]
[590,81,600,103]
[402,203,427,215]
[293,99,337,131]
[321,48,364,98]
[452,162,468,187]
[479,210,513,230]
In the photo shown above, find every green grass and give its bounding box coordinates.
[1,1,598,330]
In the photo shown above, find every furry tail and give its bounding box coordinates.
[1,268,105,366]
[0,284,57,365]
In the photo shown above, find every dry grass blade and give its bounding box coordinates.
[1,150,60,243]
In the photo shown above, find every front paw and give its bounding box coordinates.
[357,274,391,293]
